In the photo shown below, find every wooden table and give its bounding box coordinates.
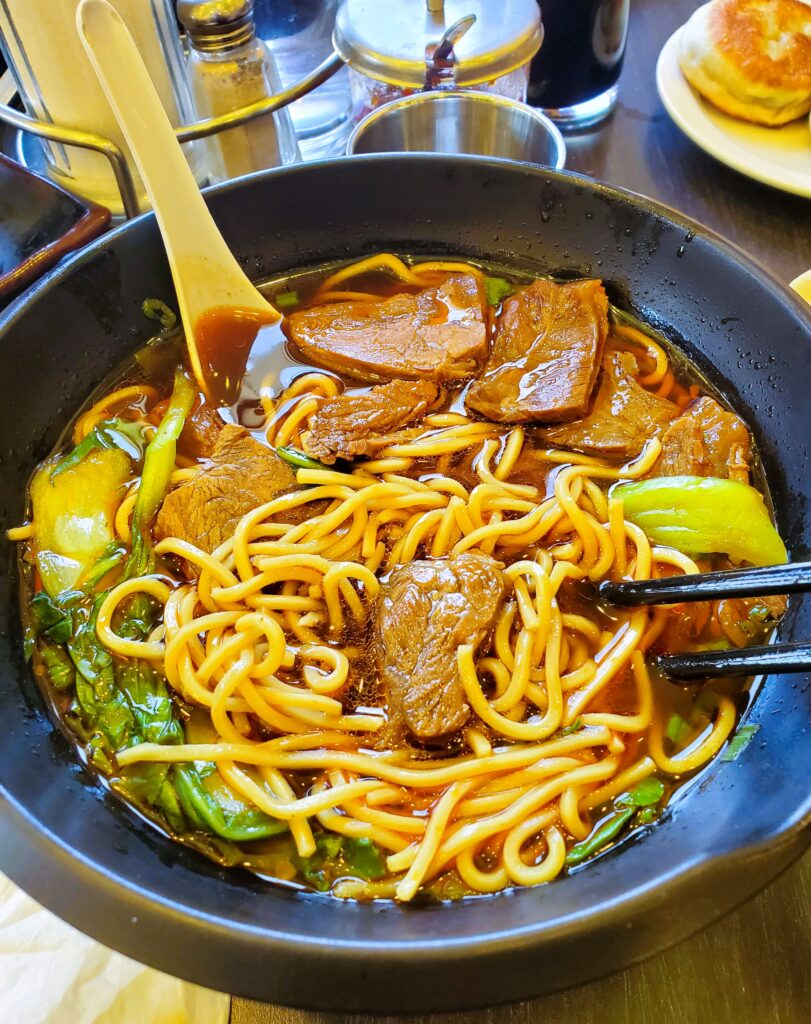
[235,2,810,1021]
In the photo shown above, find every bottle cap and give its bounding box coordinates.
[177,0,256,52]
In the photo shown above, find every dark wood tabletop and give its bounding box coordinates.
[234,2,810,1021]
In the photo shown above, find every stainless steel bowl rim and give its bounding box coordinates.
[346,89,567,169]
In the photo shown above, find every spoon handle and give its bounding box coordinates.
[76,1,278,390]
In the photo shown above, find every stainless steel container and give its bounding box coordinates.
[347,90,566,168]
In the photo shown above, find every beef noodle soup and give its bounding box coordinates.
[10,254,786,902]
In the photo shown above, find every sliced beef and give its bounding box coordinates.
[151,398,224,460]
[654,396,752,482]
[375,552,506,741]
[156,424,296,552]
[305,379,443,464]
[180,403,225,459]
[538,351,679,459]
[285,274,488,383]
[466,278,608,423]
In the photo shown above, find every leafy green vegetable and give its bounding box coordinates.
[116,658,184,746]
[342,837,387,880]
[721,724,760,762]
[275,290,299,309]
[559,717,583,737]
[117,762,186,833]
[49,419,146,482]
[276,445,327,470]
[125,369,195,579]
[80,542,127,591]
[665,712,690,745]
[31,447,131,597]
[173,765,288,842]
[566,777,666,868]
[68,596,130,750]
[613,476,787,567]
[565,807,635,867]
[142,298,177,330]
[315,834,343,860]
[293,833,387,891]
[40,642,76,690]
[29,591,73,642]
[56,593,180,767]
[616,777,665,810]
[484,276,518,307]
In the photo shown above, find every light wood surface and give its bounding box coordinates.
[235,1,810,1019]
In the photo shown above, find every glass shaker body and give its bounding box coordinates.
[0,0,203,214]
[187,35,300,183]
[255,0,351,160]
[348,65,531,126]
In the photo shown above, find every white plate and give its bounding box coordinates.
[656,16,811,199]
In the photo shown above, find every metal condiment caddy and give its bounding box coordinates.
[0,0,543,220]
[0,52,343,220]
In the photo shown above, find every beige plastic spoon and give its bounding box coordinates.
[76,0,281,405]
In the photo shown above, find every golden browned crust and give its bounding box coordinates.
[678,0,811,127]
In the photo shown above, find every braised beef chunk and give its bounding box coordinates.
[156,424,296,552]
[179,403,224,459]
[466,279,608,423]
[305,379,443,464]
[654,396,752,481]
[285,274,488,383]
[538,351,678,458]
[151,398,224,459]
[375,552,506,741]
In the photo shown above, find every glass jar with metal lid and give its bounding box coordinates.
[333,0,543,123]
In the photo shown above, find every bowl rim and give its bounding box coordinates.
[345,89,568,168]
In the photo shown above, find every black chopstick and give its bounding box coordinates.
[598,561,811,607]
[658,642,811,680]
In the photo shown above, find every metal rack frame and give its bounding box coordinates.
[0,50,344,220]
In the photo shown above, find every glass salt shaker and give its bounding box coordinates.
[177,0,300,184]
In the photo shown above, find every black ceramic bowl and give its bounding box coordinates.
[0,157,809,1013]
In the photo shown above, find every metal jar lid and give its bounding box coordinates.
[334,0,543,89]
[177,0,256,52]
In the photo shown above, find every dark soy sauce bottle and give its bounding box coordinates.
[527,0,630,129]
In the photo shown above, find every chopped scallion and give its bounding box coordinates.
[721,724,759,762]
[275,290,299,309]
[142,298,177,330]
[276,445,326,470]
